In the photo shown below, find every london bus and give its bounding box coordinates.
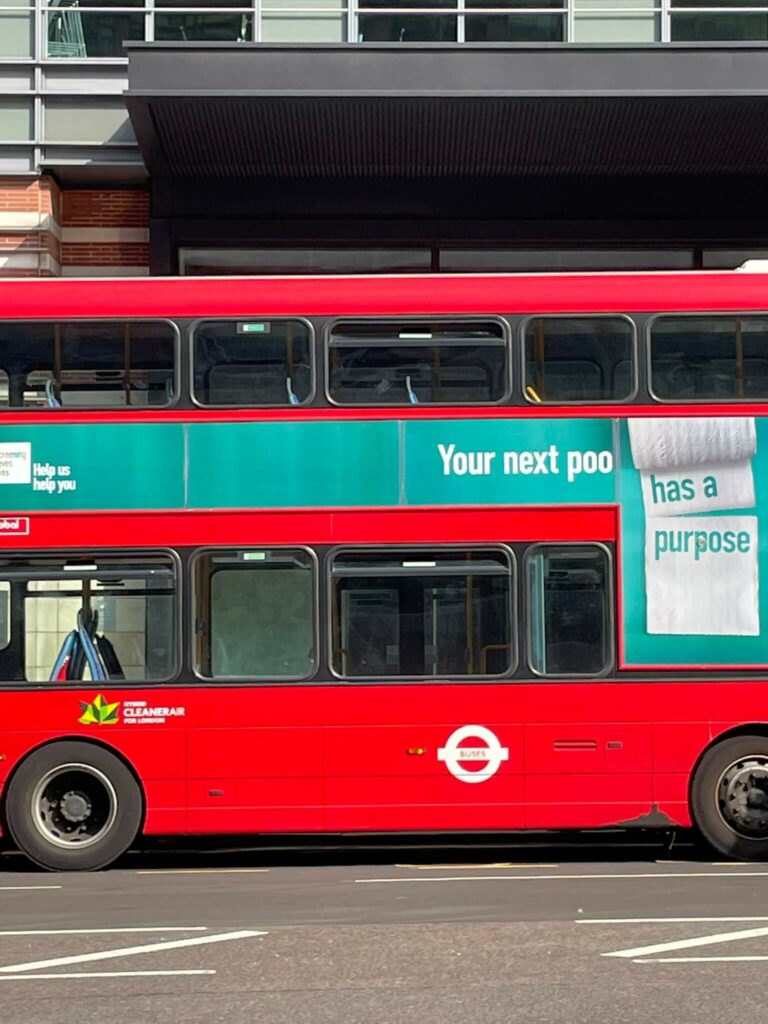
[0,270,767,871]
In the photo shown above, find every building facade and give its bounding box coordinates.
[3,4,768,277]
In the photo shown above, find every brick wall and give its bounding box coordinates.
[0,177,150,277]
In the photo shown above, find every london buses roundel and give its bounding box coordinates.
[437,725,509,784]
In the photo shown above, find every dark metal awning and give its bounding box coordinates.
[125,42,768,181]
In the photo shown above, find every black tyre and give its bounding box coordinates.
[5,741,142,871]
[691,734,768,861]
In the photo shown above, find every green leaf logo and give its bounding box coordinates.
[79,694,120,726]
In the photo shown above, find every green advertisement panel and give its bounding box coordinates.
[618,416,768,667]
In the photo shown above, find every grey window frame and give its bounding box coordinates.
[647,310,768,404]
[189,316,316,409]
[0,547,181,686]
[327,543,518,682]
[324,315,512,408]
[520,313,638,406]
[190,545,320,683]
[0,317,181,412]
[524,541,614,679]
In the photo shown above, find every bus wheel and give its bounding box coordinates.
[692,735,768,861]
[5,741,142,871]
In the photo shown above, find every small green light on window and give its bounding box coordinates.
[242,551,267,561]
[237,322,270,334]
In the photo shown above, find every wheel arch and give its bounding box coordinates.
[0,735,147,843]
[688,723,768,802]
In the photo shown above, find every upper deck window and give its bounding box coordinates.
[523,317,634,403]
[327,320,508,406]
[0,321,176,409]
[650,316,768,401]
[192,320,312,407]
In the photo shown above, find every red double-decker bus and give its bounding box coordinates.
[0,270,767,870]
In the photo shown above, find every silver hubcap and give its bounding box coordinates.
[31,763,118,849]
[717,755,768,840]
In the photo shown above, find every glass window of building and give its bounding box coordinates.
[46,0,145,58]
[465,0,565,41]
[193,319,313,406]
[155,0,253,42]
[524,317,634,403]
[193,549,316,680]
[330,548,515,678]
[650,316,768,400]
[357,0,457,40]
[671,0,768,40]
[262,0,347,41]
[328,319,508,405]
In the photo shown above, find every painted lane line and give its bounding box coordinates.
[353,871,768,884]
[0,970,217,980]
[635,956,768,963]
[0,928,207,936]
[0,886,62,892]
[579,918,768,924]
[0,929,268,974]
[395,863,559,870]
[137,869,269,875]
[603,925,768,959]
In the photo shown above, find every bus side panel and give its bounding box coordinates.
[0,691,187,835]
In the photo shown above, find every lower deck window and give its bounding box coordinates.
[526,545,611,676]
[0,554,177,683]
[330,548,515,678]
[194,549,316,680]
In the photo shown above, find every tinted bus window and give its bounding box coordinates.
[524,317,634,403]
[330,548,515,678]
[193,320,312,407]
[0,321,176,409]
[0,554,177,683]
[650,316,768,400]
[327,320,508,405]
[194,549,316,680]
[527,545,611,676]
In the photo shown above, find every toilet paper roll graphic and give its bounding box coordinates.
[628,417,757,517]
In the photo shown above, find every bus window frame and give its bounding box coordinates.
[188,316,317,410]
[0,318,182,413]
[189,544,320,684]
[326,542,518,683]
[0,546,182,687]
[647,310,768,404]
[523,541,615,680]
[323,315,513,409]
[520,313,638,406]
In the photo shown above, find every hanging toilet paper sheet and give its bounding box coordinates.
[645,514,759,636]
[628,417,757,517]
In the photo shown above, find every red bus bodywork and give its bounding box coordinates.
[0,271,766,844]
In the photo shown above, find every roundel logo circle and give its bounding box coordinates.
[437,725,509,784]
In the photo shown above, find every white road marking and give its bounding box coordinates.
[395,863,559,870]
[603,925,768,959]
[0,886,63,892]
[0,970,217,980]
[580,917,768,924]
[0,928,207,936]
[137,869,269,876]
[0,929,267,974]
[353,871,768,884]
[635,956,768,963]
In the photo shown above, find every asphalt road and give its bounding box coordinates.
[1,836,767,1024]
